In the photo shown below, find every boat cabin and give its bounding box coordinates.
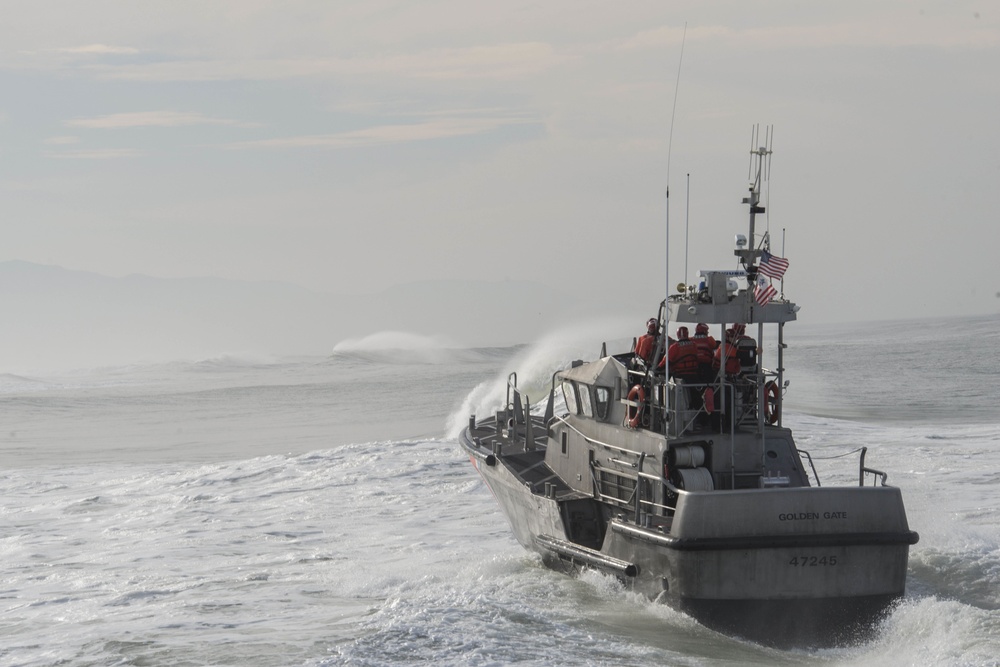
[543,276,809,523]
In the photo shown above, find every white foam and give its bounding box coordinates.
[332,330,459,353]
[444,318,635,438]
[831,596,1000,666]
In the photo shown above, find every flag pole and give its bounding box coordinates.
[780,227,786,297]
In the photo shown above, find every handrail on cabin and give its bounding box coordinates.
[797,448,822,487]
[859,447,889,487]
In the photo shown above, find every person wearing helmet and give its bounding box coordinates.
[634,317,659,365]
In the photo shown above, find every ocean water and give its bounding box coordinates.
[2,316,999,666]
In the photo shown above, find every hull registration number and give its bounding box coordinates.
[789,555,838,567]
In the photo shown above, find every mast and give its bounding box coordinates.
[737,125,772,270]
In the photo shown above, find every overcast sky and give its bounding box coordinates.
[2,1,998,326]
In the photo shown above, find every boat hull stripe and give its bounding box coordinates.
[612,521,919,550]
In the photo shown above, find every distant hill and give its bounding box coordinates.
[0,261,576,372]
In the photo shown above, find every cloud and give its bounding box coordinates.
[59,15,995,91]
[616,17,1000,52]
[65,111,258,129]
[383,42,568,81]
[57,44,139,55]
[87,42,567,83]
[616,24,729,51]
[737,19,1000,50]
[43,136,80,145]
[230,114,538,150]
[46,148,142,159]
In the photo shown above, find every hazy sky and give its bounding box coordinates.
[2,1,998,325]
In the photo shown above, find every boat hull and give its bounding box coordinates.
[460,426,916,647]
[677,594,898,647]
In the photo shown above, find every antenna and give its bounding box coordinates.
[765,126,773,237]
[684,172,690,286]
[665,23,687,186]
[664,23,686,435]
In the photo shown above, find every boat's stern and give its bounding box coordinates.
[606,485,918,646]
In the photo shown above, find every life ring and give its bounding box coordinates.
[764,381,780,425]
[626,384,645,428]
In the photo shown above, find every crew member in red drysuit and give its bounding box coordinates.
[665,327,701,380]
[692,323,717,382]
[635,317,659,365]
[713,327,741,377]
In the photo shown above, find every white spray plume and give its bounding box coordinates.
[445,315,637,438]
[332,331,458,353]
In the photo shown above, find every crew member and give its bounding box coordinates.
[713,327,741,377]
[692,323,717,382]
[732,323,759,376]
[635,318,659,365]
[666,327,701,381]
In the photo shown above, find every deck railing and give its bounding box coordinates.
[796,446,889,487]
[859,447,889,486]
[498,372,549,451]
[625,369,782,439]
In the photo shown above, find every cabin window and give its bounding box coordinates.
[594,387,611,421]
[578,383,593,418]
[561,381,578,414]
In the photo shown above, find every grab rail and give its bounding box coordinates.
[859,447,889,486]
[505,372,522,424]
[591,460,679,524]
[551,414,651,459]
[797,449,822,487]
[798,446,890,487]
[502,372,546,451]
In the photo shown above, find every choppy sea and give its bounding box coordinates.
[2,316,999,666]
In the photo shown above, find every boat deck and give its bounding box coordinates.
[464,417,587,500]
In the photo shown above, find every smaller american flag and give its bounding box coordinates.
[759,250,789,279]
[754,276,777,306]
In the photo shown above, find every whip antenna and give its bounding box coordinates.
[665,23,687,186]
[764,125,773,238]
[663,23,686,433]
[664,23,687,298]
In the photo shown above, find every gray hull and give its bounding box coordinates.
[460,420,917,647]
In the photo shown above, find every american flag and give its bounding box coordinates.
[759,250,789,279]
[754,276,777,306]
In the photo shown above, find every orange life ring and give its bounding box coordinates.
[627,384,645,428]
[764,380,780,425]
